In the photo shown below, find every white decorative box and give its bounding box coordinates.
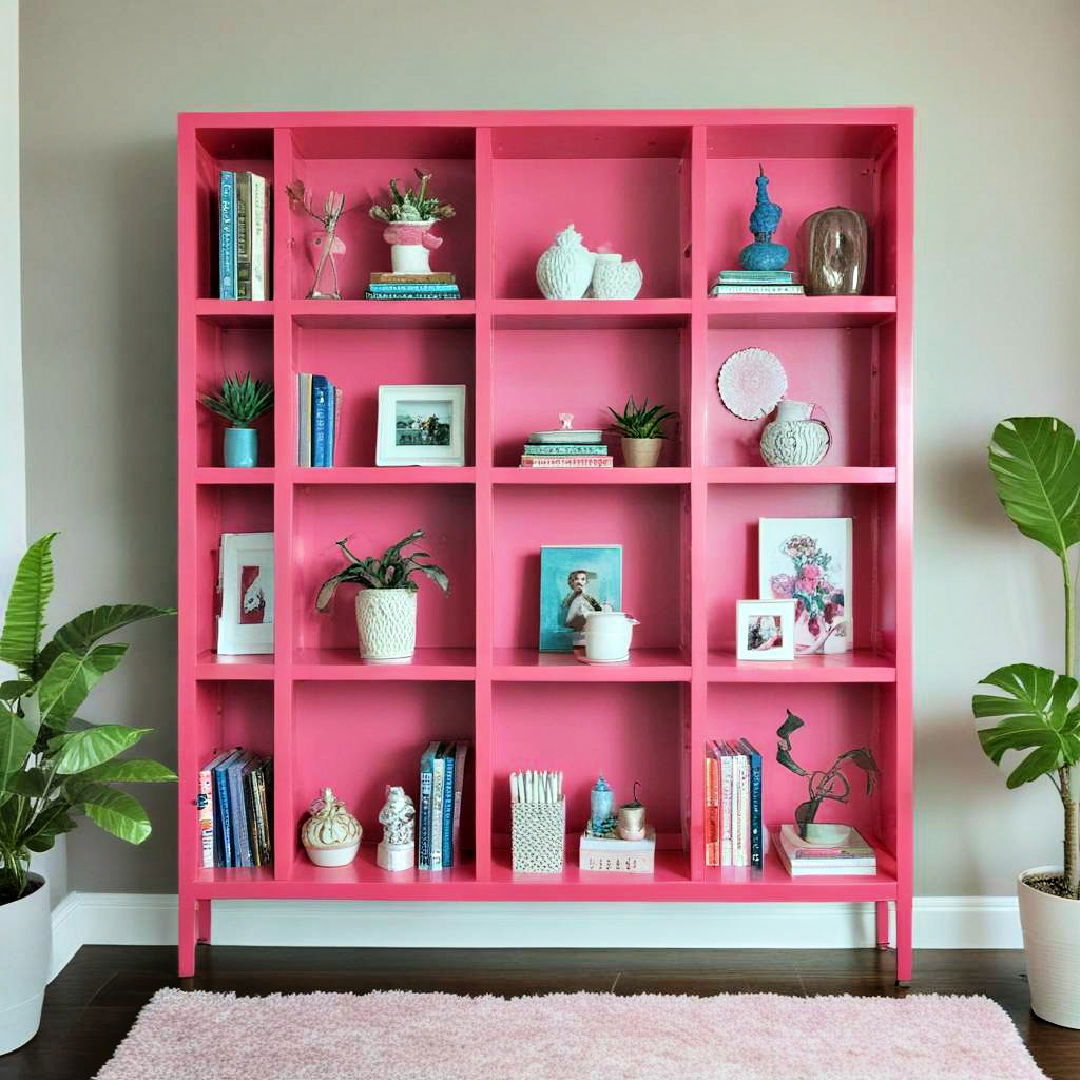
[511,800,565,873]
[579,827,656,874]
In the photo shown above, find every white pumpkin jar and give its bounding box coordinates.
[536,224,596,299]
[302,787,362,867]
[592,255,643,300]
[759,400,831,466]
[355,589,417,661]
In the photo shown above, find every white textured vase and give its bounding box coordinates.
[1018,866,1080,1027]
[592,256,643,300]
[0,874,49,1054]
[759,400,830,466]
[355,589,417,661]
[536,224,595,300]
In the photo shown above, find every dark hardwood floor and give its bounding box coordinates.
[2,946,1077,1079]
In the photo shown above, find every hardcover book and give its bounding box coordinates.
[579,828,656,873]
[218,170,236,300]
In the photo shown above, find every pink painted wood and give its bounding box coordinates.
[177,108,913,983]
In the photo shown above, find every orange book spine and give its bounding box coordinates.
[705,745,719,866]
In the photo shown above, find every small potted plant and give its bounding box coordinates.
[0,534,175,1053]
[972,417,1080,1027]
[314,530,449,661]
[607,396,678,468]
[200,372,273,468]
[369,170,455,275]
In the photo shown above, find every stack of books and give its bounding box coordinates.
[520,430,612,469]
[296,373,342,467]
[709,270,804,296]
[579,828,656,873]
[218,170,269,300]
[364,273,460,301]
[198,748,272,869]
[418,740,469,871]
[774,823,876,876]
[704,739,764,869]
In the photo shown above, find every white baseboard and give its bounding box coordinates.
[49,892,1022,979]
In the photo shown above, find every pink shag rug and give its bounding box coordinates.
[94,989,1045,1080]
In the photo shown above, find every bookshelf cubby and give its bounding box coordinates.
[177,108,913,981]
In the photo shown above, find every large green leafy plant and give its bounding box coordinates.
[972,418,1080,899]
[0,534,176,905]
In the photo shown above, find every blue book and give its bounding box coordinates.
[739,738,763,869]
[311,375,331,468]
[367,283,460,293]
[227,751,254,868]
[418,740,439,870]
[441,746,456,868]
[211,749,242,867]
[326,382,336,467]
[218,171,236,300]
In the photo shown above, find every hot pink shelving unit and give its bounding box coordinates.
[177,109,913,982]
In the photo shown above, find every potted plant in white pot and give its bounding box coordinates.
[314,530,449,661]
[972,416,1080,1027]
[199,372,273,468]
[369,170,455,276]
[607,396,678,468]
[0,533,175,1054]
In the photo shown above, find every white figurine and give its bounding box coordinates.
[377,785,415,872]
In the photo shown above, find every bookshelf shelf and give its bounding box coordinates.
[178,107,912,983]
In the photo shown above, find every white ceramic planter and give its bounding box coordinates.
[355,589,417,661]
[1018,865,1080,1027]
[0,873,50,1055]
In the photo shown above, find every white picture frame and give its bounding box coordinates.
[216,532,274,655]
[376,384,467,467]
[736,599,795,661]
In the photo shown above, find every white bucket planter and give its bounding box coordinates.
[0,873,50,1055]
[355,589,417,661]
[1018,865,1080,1028]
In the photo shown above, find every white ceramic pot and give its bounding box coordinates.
[582,611,639,662]
[384,219,439,275]
[355,589,417,661]
[536,224,595,300]
[621,437,663,468]
[1018,865,1080,1027]
[0,873,50,1055]
[592,255,643,300]
[392,243,431,275]
[759,400,831,466]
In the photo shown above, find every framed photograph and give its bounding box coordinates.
[216,532,274,655]
[377,384,466,466]
[539,545,622,652]
[736,599,795,661]
[758,517,852,655]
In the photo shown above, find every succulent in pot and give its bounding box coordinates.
[314,530,450,662]
[607,396,678,468]
[199,372,273,468]
[971,417,1080,1027]
[369,170,455,276]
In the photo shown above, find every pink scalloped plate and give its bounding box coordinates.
[717,348,788,420]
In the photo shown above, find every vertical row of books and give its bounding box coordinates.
[296,373,343,466]
[218,171,270,300]
[418,741,468,871]
[198,749,273,869]
[704,739,763,869]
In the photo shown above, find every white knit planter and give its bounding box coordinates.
[355,590,417,661]
[0,873,50,1054]
[1018,865,1080,1028]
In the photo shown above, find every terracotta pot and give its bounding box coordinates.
[1018,866,1080,1027]
[0,873,49,1054]
[621,437,662,468]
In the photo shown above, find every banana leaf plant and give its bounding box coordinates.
[972,418,1080,899]
[0,534,176,905]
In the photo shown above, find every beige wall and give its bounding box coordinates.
[19,0,1080,897]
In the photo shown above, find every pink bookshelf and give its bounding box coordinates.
[177,108,913,983]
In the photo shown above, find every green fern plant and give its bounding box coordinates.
[369,170,455,223]
[607,396,678,440]
[314,530,450,612]
[200,373,273,428]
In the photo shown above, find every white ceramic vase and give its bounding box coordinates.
[582,611,639,662]
[1018,866,1080,1027]
[592,255,643,299]
[0,873,50,1054]
[759,400,831,466]
[536,224,595,299]
[355,589,418,661]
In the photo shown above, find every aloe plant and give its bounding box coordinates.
[314,530,450,612]
[0,534,176,904]
[607,396,678,440]
[972,417,1080,899]
[199,373,273,428]
[369,170,455,223]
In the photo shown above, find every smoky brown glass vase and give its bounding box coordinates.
[803,207,868,295]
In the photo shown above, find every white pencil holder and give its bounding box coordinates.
[512,799,566,873]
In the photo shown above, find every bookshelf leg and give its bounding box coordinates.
[178,894,197,978]
[875,901,890,949]
[894,899,912,986]
[196,899,212,944]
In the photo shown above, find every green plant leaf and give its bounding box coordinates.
[413,563,450,595]
[777,710,805,740]
[78,758,177,784]
[49,725,150,775]
[988,418,1080,560]
[37,603,174,675]
[37,645,129,730]
[775,745,807,776]
[0,533,56,676]
[79,784,152,844]
[0,679,33,702]
[2,766,47,797]
[0,704,37,790]
[21,802,77,852]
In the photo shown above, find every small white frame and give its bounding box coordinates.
[216,531,274,655]
[735,599,795,661]
[377,384,467,467]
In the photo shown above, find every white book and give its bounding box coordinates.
[735,749,750,868]
[297,373,312,466]
[776,843,876,876]
[718,742,733,867]
[250,174,268,301]
[430,748,445,871]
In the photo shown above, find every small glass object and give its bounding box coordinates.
[590,775,615,833]
[803,207,869,295]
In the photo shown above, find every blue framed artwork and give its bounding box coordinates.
[539,544,623,652]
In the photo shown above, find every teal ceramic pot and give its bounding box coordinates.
[224,427,257,468]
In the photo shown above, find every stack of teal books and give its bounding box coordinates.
[710,269,804,295]
[364,272,460,300]
[520,428,612,469]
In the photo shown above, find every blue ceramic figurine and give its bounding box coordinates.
[738,164,788,271]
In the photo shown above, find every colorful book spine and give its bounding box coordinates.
[430,746,446,871]
[718,741,733,867]
[519,456,614,468]
[250,763,268,865]
[311,375,330,468]
[441,748,456,868]
[197,762,215,869]
[227,752,253,868]
[212,749,240,867]
[250,174,268,301]
[717,270,794,284]
[736,748,750,868]
[297,373,312,466]
[521,444,609,456]
[367,283,460,294]
[370,272,457,284]
[332,386,342,467]
[243,760,260,866]
[710,284,806,295]
[218,170,236,300]
[418,741,438,870]
[740,738,763,870]
[704,744,719,867]
[235,172,252,300]
[451,740,468,860]
[363,290,460,300]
